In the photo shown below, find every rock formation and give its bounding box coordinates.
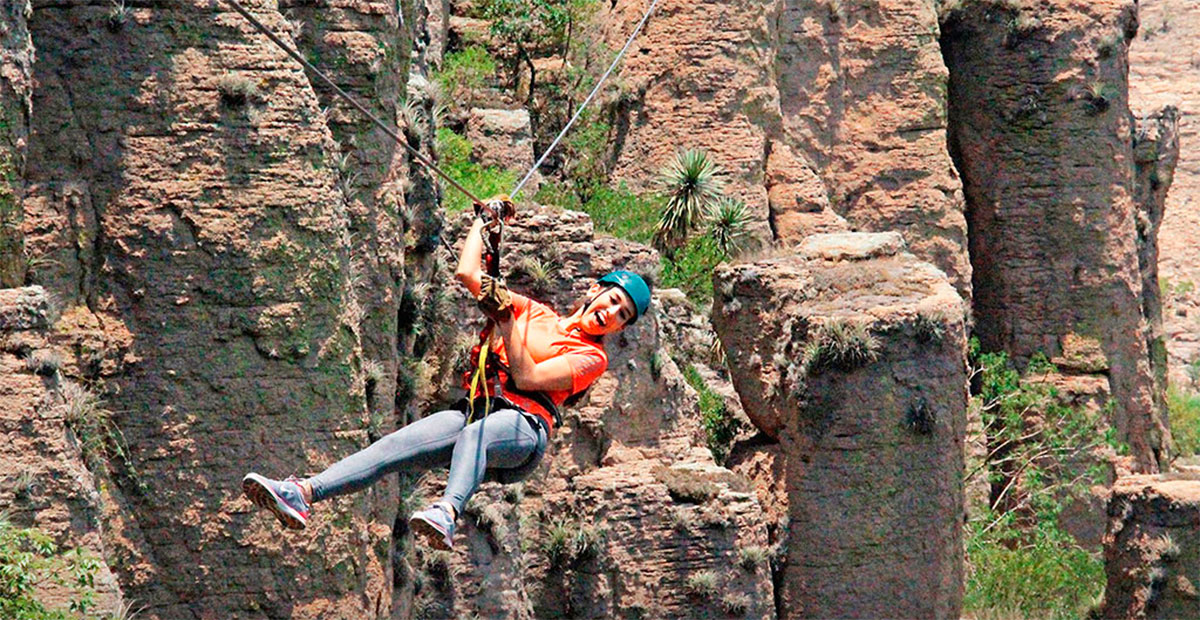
[20,0,404,616]
[943,0,1169,471]
[1097,473,1200,618]
[1129,0,1200,384]
[0,0,31,287]
[713,232,967,619]
[603,0,972,298]
[0,286,123,613]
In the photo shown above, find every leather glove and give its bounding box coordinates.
[475,195,516,228]
[476,273,513,322]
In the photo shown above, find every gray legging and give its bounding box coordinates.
[307,407,548,513]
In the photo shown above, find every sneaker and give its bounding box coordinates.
[409,502,456,550]
[242,473,311,530]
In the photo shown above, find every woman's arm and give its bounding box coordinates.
[495,317,575,392]
[455,218,487,298]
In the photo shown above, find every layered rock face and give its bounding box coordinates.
[1097,474,1200,618]
[713,232,967,619]
[604,0,971,297]
[1129,0,1200,382]
[0,0,31,286]
[943,0,1168,471]
[19,0,408,616]
[0,286,122,613]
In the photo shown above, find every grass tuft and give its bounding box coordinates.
[684,570,720,600]
[804,320,880,373]
[1168,384,1200,457]
[217,74,258,107]
[721,592,752,615]
[737,545,768,571]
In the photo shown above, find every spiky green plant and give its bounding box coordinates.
[400,98,424,140]
[803,320,880,372]
[654,149,723,254]
[684,570,720,599]
[519,256,559,291]
[705,196,753,257]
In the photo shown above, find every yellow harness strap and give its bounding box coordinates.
[466,337,492,424]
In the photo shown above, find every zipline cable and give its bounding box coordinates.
[224,0,485,208]
[510,0,662,199]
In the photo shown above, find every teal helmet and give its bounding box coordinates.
[597,270,651,324]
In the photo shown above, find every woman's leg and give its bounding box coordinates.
[307,408,467,502]
[440,409,545,514]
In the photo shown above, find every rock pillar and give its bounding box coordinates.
[1097,474,1200,618]
[713,232,967,619]
[943,0,1168,470]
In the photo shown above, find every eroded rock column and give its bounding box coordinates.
[943,0,1168,470]
[1097,474,1200,618]
[0,0,32,286]
[714,232,967,619]
[22,0,393,616]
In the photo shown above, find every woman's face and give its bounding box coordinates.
[578,284,638,336]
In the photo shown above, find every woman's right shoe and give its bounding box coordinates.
[242,473,311,530]
[409,502,456,550]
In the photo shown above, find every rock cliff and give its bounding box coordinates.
[1129,0,1200,384]
[2,0,1186,617]
[604,0,973,298]
[1097,473,1200,618]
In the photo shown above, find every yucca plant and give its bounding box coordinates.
[654,149,723,255]
[705,196,753,257]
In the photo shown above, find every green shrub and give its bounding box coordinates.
[434,46,497,108]
[0,515,102,619]
[434,128,518,214]
[965,520,1104,620]
[536,181,660,244]
[964,341,1110,620]
[659,234,724,303]
[1168,384,1200,457]
[682,364,745,465]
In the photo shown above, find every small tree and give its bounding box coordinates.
[481,0,591,104]
[653,149,723,256]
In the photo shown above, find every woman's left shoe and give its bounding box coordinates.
[242,473,311,530]
[410,502,456,550]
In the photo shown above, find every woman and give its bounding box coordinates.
[242,212,651,550]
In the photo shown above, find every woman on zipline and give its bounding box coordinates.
[242,204,651,550]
